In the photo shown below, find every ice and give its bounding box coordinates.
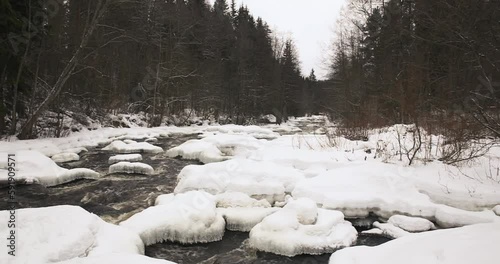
[372,221,410,239]
[51,153,80,163]
[218,207,280,231]
[109,162,154,175]
[56,254,176,264]
[494,205,500,216]
[167,134,265,164]
[174,159,305,204]
[102,140,163,154]
[0,206,144,264]
[0,151,98,186]
[120,191,225,245]
[108,154,143,164]
[248,198,358,257]
[215,192,272,208]
[388,215,435,232]
[329,223,500,264]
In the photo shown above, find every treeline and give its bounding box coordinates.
[327,0,500,139]
[1,0,319,139]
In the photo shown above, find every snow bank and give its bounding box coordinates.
[103,140,163,154]
[329,223,500,264]
[51,152,80,163]
[109,162,154,175]
[174,159,305,204]
[56,254,176,264]
[388,215,435,232]
[108,154,143,164]
[166,134,264,164]
[248,198,358,257]
[120,191,225,245]
[203,124,279,139]
[0,151,99,186]
[292,162,500,228]
[0,206,144,264]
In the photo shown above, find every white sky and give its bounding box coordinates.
[208,0,347,79]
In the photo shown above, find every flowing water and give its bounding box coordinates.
[0,134,391,264]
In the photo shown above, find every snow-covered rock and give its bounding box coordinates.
[174,159,305,204]
[494,205,500,216]
[166,134,264,163]
[103,140,163,154]
[0,151,98,186]
[51,152,80,163]
[215,192,271,208]
[372,221,410,239]
[329,223,500,264]
[248,198,358,257]
[108,154,143,164]
[120,191,225,245]
[109,162,154,175]
[218,207,280,232]
[388,215,435,232]
[0,206,144,264]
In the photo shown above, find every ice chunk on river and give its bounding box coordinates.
[218,207,280,232]
[120,191,225,245]
[388,215,435,232]
[103,140,163,154]
[174,159,305,204]
[108,154,143,164]
[109,162,154,175]
[248,198,358,257]
[51,152,80,163]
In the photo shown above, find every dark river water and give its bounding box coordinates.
[0,135,390,264]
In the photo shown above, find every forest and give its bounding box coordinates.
[1,0,500,142]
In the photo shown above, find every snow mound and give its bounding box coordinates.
[248,198,358,257]
[120,191,225,245]
[329,223,500,264]
[174,159,305,204]
[0,151,98,186]
[218,207,280,232]
[0,206,144,264]
[108,154,143,164]
[203,125,279,139]
[166,134,264,163]
[109,162,154,175]
[372,221,410,239]
[215,192,271,208]
[388,215,435,232]
[56,254,176,264]
[103,140,163,154]
[494,205,500,216]
[52,152,80,163]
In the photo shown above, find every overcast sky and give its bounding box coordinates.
[208,0,346,79]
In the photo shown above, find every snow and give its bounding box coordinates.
[102,140,163,154]
[372,221,410,239]
[494,205,500,216]
[215,192,272,208]
[52,152,80,163]
[0,206,144,264]
[109,162,154,175]
[0,151,99,186]
[248,198,358,257]
[120,191,225,245]
[329,223,500,264]
[174,159,305,204]
[203,125,280,139]
[292,162,500,228]
[108,154,143,164]
[388,215,436,232]
[166,134,265,164]
[56,254,176,264]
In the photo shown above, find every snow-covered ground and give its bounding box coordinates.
[1,115,499,263]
